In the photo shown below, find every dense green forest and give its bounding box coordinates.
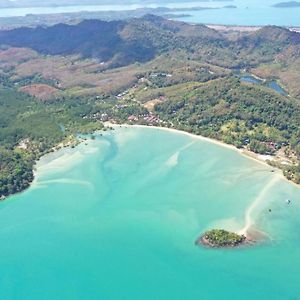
[0,148,34,197]
[200,229,246,247]
[154,78,300,153]
[0,16,300,198]
[153,78,300,182]
[0,85,147,198]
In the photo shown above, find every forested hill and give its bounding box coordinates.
[0,15,299,69]
[1,16,300,198]
[0,15,223,66]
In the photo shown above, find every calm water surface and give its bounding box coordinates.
[0,0,300,26]
[241,75,287,95]
[0,127,300,299]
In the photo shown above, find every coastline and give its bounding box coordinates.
[106,123,272,167]
[107,123,242,151]
[0,135,84,201]
[0,6,299,32]
[107,123,298,240]
[2,121,299,201]
[105,123,300,190]
[2,122,299,243]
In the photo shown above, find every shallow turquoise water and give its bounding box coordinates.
[176,0,300,26]
[1,127,300,299]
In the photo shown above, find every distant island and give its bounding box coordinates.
[273,1,300,7]
[197,229,247,248]
[0,6,235,30]
[223,5,237,9]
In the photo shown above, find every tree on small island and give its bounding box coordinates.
[198,229,246,248]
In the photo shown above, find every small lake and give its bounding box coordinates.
[240,75,287,96]
[266,81,287,95]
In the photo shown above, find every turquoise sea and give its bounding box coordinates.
[1,127,300,299]
[0,0,300,26]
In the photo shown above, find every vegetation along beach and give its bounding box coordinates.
[0,1,300,298]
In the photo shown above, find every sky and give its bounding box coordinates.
[0,0,285,7]
[1,0,237,7]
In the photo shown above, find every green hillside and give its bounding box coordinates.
[0,16,300,197]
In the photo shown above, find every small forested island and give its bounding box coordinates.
[197,229,247,248]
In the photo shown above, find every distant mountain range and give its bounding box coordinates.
[273,1,300,7]
[0,0,233,8]
[0,15,299,69]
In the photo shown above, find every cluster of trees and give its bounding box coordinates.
[0,85,148,198]
[0,148,34,197]
[286,165,300,184]
[154,77,300,181]
[1,75,300,197]
[0,86,64,148]
[202,229,246,247]
[0,86,106,198]
[249,140,275,155]
[1,16,300,197]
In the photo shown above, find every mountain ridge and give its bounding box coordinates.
[0,16,298,69]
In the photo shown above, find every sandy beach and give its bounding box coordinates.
[105,122,300,191]
[105,123,292,239]
[106,123,273,167]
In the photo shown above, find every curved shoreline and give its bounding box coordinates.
[107,123,300,190]
[106,123,286,173]
[3,122,299,204]
[106,123,300,239]
[2,123,298,246]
